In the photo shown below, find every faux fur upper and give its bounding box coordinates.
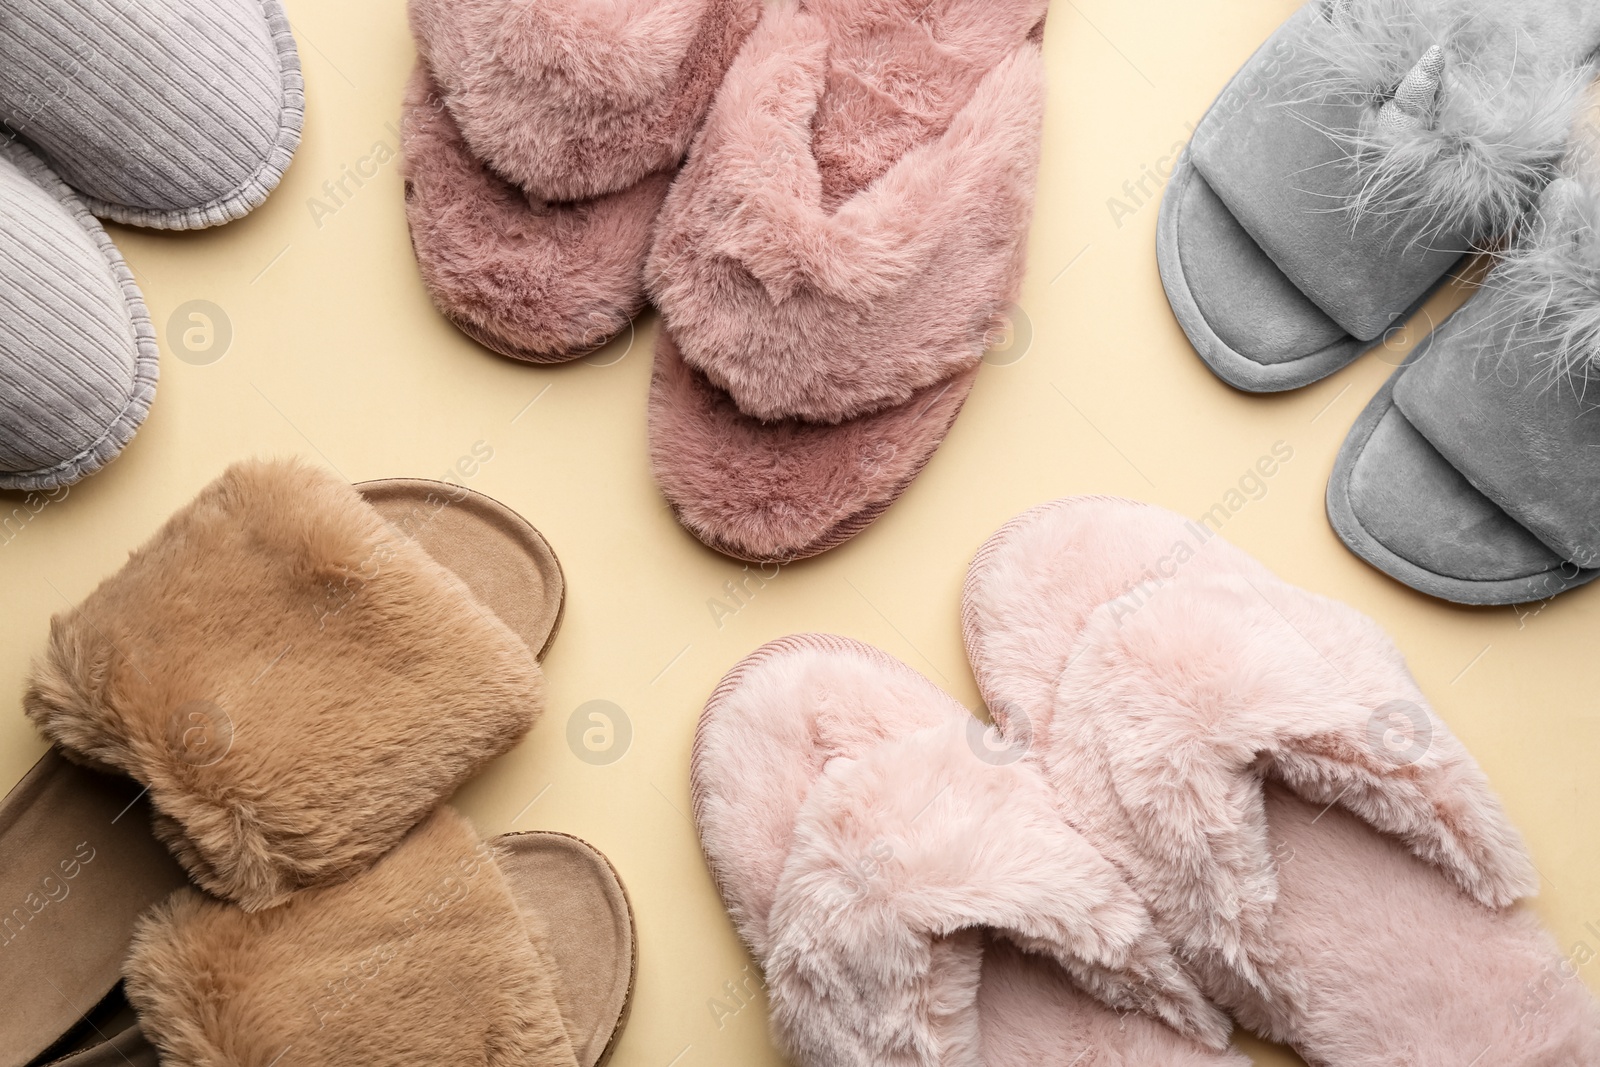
[124,808,578,1067]
[962,499,1537,997]
[24,459,544,911]
[1298,0,1599,242]
[693,635,1233,1065]
[648,334,977,562]
[647,0,1048,424]
[1478,175,1600,384]
[402,65,669,362]
[408,0,760,203]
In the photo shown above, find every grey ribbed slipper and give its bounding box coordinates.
[1329,175,1600,605]
[0,140,158,491]
[0,0,304,230]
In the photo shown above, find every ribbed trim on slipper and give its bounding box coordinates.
[0,143,157,492]
[75,0,305,230]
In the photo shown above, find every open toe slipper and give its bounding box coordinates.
[963,496,1600,1064]
[401,0,760,362]
[1329,175,1600,605]
[0,750,186,1067]
[692,633,1246,1066]
[23,458,563,912]
[0,0,303,229]
[123,806,635,1067]
[1,140,157,492]
[646,0,1049,562]
[1157,0,1600,392]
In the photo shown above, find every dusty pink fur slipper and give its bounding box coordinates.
[402,0,760,363]
[962,498,1600,1066]
[692,634,1249,1066]
[647,0,1049,561]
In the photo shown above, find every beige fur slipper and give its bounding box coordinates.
[21,459,565,914]
[123,806,635,1067]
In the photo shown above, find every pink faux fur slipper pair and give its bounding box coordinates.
[695,498,1600,1064]
[402,0,762,361]
[649,0,1050,562]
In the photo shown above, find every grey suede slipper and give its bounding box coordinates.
[1159,0,1600,393]
[0,0,304,229]
[0,140,158,492]
[1329,177,1600,605]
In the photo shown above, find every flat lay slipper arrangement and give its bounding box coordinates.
[648,0,1050,562]
[1158,0,1600,392]
[0,0,303,490]
[402,0,762,362]
[8,0,1600,1064]
[962,497,1600,1063]
[3,459,635,1066]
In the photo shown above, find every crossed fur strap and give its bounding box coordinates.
[1047,569,1537,996]
[646,0,1048,425]
[760,719,1231,1067]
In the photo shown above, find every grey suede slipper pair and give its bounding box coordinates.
[0,0,304,492]
[1158,0,1600,605]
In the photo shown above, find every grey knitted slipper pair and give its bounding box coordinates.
[0,0,304,492]
[1158,0,1600,605]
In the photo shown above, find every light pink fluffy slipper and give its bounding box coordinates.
[691,634,1250,1066]
[647,0,1049,561]
[402,0,760,362]
[962,497,1600,1066]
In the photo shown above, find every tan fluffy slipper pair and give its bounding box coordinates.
[0,460,634,1067]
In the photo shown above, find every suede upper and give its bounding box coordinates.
[24,459,545,910]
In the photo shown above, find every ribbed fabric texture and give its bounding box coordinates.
[0,140,157,490]
[0,0,303,230]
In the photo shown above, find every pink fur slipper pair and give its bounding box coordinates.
[402,0,1049,562]
[10,460,634,1066]
[695,498,1600,1064]
[649,0,1050,562]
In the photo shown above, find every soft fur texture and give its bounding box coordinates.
[693,635,1238,1065]
[402,66,670,362]
[1480,175,1600,385]
[962,497,1600,1064]
[124,808,578,1067]
[1298,0,1597,241]
[24,459,544,911]
[408,0,760,203]
[648,334,977,562]
[648,0,1048,424]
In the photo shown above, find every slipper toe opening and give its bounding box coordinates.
[1159,159,1362,392]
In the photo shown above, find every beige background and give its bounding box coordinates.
[4,0,1598,1063]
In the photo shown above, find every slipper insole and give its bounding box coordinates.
[0,752,186,1067]
[496,833,636,1067]
[978,936,1245,1066]
[358,478,565,660]
[1236,786,1600,1065]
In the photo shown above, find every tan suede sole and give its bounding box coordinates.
[496,832,638,1067]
